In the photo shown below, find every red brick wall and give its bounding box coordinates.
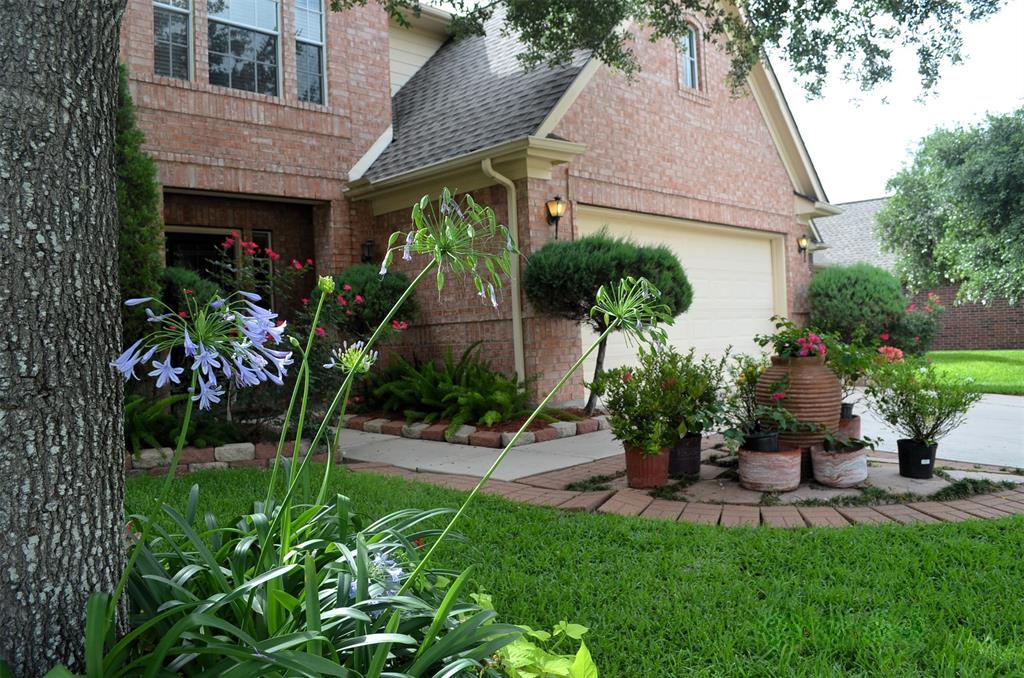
[119,0,392,272]
[913,285,1024,350]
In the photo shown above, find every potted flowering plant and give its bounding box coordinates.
[825,335,874,438]
[864,358,981,479]
[721,355,804,492]
[591,348,678,488]
[658,347,729,477]
[754,316,842,448]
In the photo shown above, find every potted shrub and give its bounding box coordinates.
[811,431,879,488]
[591,350,676,488]
[659,347,729,477]
[864,359,981,479]
[825,336,874,439]
[722,356,803,492]
[754,317,841,448]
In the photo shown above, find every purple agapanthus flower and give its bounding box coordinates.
[183,329,198,357]
[192,378,224,410]
[192,345,220,375]
[148,353,184,388]
[124,297,153,306]
[402,231,414,261]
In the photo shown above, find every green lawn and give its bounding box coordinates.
[127,468,1024,677]
[928,350,1024,395]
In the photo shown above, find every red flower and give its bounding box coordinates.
[878,345,904,363]
[227,328,237,337]
[315,327,326,337]
[353,395,362,403]
[301,297,309,306]
[391,320,409,331]
[184,289,194,296]
[879,332,890,341]
[354,295,364,304]
[230,230,240,239]
[292,259,303,270]
[221,237,235,249]
[622,371,633,383]
[346,310,353,316]
[338,295,348,306]
[177,311,188,318]
[265,247,280,261]
[414,537,425,549]
[343,284,352,291]
[168,324,177,331]
[771,392,786,401]
[306,258,313,265]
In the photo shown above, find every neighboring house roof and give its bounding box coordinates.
[812,197,897,270]
[363,6,590,182]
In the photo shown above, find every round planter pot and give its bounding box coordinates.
[742,431,779,452]
[837,415,861,440]
[738,447,801,492]
[812,446,868,488]
[756,355,841,449]
[840,401,855,419]
[669,434,702,477]
[897,439,938,479]
[624,444,669,489]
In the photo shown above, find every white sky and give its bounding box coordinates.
[773,0,1024,204]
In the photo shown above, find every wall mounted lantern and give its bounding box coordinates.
[361,239,376,263]
[797,234,809,256]
[545,195,568,239]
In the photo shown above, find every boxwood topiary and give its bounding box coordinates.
[523,230,693,413]
[809,263,906,343]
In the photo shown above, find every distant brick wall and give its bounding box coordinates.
[914,285,1024,350]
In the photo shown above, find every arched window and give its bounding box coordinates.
[680,26,699,89]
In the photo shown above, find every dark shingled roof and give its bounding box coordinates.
[364,7,590,182]
[812,197,897,270]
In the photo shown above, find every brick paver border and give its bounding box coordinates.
[341,459,1024,529]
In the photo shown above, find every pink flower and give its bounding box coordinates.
[345,310,353,316]
[184,289,193,296]
[771,392,786,401]
[306,258,313,265]
[338,296,348,306]
[265,247,280,261]
[292,259,303,270]
[808,333,819,343]
[880,332,890,341]
[230,231,240,239]
[391,320,409,331]
[343,284,352,291]
[622,371,633,383]
[315,327,326,337]
[907,304,918,313]
[221,237,235,249]
[301,297,309,306]
[799,348,809,357]
[878,345,904,363]
[354,295,364,304]
[177,310,188,318]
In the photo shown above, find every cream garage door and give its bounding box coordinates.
[578,206,786,388]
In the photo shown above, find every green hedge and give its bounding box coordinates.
[809,263,906,342]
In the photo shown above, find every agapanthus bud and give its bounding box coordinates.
[318,275,335,294]
[289,335,302,349]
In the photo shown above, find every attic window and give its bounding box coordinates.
[680,26,700,90]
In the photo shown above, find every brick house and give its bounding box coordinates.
[121,0,834,401]
[812,197,1024,350]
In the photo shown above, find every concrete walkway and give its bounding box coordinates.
[855,392,1024,468]
[339,428,623,481]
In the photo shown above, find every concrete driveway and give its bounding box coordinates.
[856,392,1024,468]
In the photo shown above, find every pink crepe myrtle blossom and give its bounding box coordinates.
[315,327,326,337]
[878,345,904,363]
[771,391,786,401]
[391,319,409,331]
[292,259,303,270]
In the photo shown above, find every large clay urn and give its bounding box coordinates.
[755,355,841,448]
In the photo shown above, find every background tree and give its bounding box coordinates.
[877,108,1024,305]
[333,0,1002,95]
[0,1,128,674]
[523,232,692,414]
[115,63,164,341]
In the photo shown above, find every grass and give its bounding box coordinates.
[127,467,1024,677]
[928,349,1024,395]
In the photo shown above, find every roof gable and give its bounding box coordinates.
[812,197,896,269]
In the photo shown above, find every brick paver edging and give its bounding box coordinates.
[343,463,1024,529]
[342,413,609,448]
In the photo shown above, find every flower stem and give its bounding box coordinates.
[397,322,619,595]
[108,369,199,623]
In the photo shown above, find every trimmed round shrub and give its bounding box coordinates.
[523,230,693,330]
[809,263,906,343]
[317,264,417,338]
[160,266,221,311]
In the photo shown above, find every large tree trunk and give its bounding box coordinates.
[0,1,128,673]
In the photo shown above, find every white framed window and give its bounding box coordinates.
[680,26,700,90]
[208,0,281,96]
[295,0,326,104]
[153,0,191,80]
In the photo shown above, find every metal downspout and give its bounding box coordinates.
[481,158,526,382]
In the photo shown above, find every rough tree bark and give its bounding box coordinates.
[0,1,128,673]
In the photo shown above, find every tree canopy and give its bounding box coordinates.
[876,108,1024,304]
[332,0,1002,95]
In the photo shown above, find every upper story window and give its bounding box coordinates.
[208,0,280,96]
[295,0,325,104]
[153,0,191,80]
[680,26,700,90]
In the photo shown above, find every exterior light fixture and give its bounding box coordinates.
[797,234,809,255]
[545,195,568,239]
[361,239,376,263]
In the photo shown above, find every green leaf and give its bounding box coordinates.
[568,640,599,678]
[554,621,589,640]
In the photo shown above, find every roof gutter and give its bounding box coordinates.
[481,158,526,383]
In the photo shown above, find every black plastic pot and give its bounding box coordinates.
[897,438,937,479]
[669,434,702,477]
[840,402,855,419]
[742,431,779,452]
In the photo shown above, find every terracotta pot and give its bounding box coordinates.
[897,439,937,479]
[737,447,801,492]
[837,415,861,440]
[669,434,702,477]
[756,355,841,448]
[811,446,868,488]
[624,444,669,488]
